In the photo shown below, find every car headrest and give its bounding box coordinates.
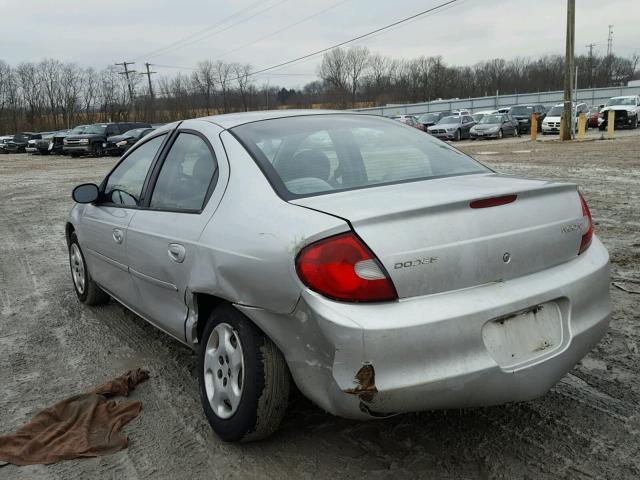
[277,149,331,182]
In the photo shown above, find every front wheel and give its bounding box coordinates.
[633,116,638,129]
[497,129,503,139]
[69,233,109,305]
[199,305,290,442]
[454,129,461,141]
[92,144,105,157]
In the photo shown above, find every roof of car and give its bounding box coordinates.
[198,109,360,129]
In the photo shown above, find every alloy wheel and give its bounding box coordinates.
[203,322,245,419]
[70,243,86,295]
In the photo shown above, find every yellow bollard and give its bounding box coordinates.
[559,113,565,140]
[530,113,538,140]
[577,112,586,140]
[607,110,615,139]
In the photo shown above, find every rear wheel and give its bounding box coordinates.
[199,305,290,442]
[69,233,109,305]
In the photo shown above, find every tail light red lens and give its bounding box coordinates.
[296,232,398,302]
[578,192,593,255]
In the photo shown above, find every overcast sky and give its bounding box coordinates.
[1,0,638,88]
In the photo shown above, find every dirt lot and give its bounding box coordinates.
[1,131,639,479]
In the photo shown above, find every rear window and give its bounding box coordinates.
[232,114,490,199]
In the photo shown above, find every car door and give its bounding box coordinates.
[125,120,228,342]
[79,133,168,305]
[462,116,474,137]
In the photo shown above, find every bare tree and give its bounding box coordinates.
[344,46,370,106]
[39,59,63,129]
[214,61,233,113]
[192,60,216,115]
[233,63,252,112]
[318,48,348,105]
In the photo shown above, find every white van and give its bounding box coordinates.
[542,102,589,134]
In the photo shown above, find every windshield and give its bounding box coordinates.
[606,97,635,106]
[418,113,439,123]
[548,106,564,116]
[510,106,533,115]
[479,115,503,124]
[13,134,28,142]
[84,124,107,135]
[232,115,489,198]
[437,116,460,124]
[70,125,87,134]
[472,114,485,122]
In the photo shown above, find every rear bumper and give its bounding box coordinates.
[238,237,610,419]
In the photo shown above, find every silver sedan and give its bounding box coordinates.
[67,110,611,442]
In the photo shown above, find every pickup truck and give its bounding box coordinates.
[598,95,640,130]
[63,122,151,157]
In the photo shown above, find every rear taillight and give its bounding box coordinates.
[296,232,398,302]
[578,192,593,255]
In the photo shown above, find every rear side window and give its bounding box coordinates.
[232,115,489,199]
[103,135,166,206]
[149,133,217,212]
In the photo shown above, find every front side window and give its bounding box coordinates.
[233,115,490,198]
[149,133,217,211]
[103,135,166,206]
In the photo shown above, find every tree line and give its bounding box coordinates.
[1,48,638,133]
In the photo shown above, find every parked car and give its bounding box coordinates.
[63,122,151,157]
[472,110,498,123]
[67,110,610,442]
[427,114,476,140]
[103,127,156,156]
[541,103,589,135]
[417,111,452,130]
[598,96,640,130]
[25,132,54,154]
[509,104,547,133]
[497,107,511,114]
[0,135,13,153]
[3,133,38,153]
[470,113,519,139]
[32,131,63,155]
[390,115,425,131]
[588,106,604,129]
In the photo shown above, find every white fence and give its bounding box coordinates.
[352,85,640,116]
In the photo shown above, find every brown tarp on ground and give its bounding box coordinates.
[0,369,149,466]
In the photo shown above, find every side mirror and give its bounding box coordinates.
[72,183,99,204]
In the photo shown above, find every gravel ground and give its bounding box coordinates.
[1,131,639,479]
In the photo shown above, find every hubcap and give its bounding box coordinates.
[203,323,245,419]
[70,244,86,294]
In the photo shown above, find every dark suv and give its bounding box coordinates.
[63,122,151,157]
[509,104,547,133]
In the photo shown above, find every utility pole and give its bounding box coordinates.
[586,43,596,87]
[141,63,157,122]
[562,0,575,141]
[143,63,156,98]
[115,61,136,104]
[606,25,614,85]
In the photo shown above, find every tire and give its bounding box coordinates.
[92,144,105,157]
[71,152,81,158]
[198,304,290,442]
[68,233,109,305]
[454,129,461,141]
[497,129,503,139]
[633,116,638,129]
[513,128,519,137]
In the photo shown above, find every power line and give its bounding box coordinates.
[239,0,462,80]
[132,0,264,61]
[216,0,353,60]
[144,0,290,61]
[138,0,463,99]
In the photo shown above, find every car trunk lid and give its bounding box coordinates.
[291,173,585,298]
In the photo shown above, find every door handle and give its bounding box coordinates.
[168,243,186,263]
[112,228,124,244]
